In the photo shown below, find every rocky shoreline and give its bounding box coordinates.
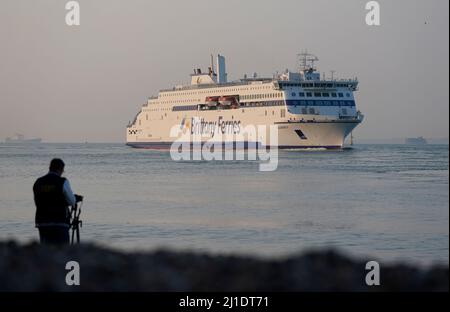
[0,241,447,291]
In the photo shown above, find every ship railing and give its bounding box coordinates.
[127,111,140,128]
[159,79,274,92]
[337,111,364,121]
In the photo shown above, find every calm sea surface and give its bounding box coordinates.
[0,143,448,266]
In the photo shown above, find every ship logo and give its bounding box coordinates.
[180,115,191,133]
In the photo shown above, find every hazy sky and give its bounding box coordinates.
[0,0,448,142]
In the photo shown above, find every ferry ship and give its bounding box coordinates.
[126,53,364,149]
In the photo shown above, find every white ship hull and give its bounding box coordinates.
[127,106,362,149]
[126,123,359,149]
[274,120,361,148]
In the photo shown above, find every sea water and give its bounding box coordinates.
[0,143,448,266]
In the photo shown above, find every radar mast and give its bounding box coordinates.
[297,51,319,72]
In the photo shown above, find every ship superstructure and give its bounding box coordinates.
[126,53,364,149]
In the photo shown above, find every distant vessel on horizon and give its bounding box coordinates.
[4,134,42,143]
[405,137,427,145]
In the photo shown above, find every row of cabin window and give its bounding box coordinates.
[288,100,355,107]
[172,105,198,111]
[291,107,348,115]
[146,107,171,112]
[291,92,351,98]
[281,82,351,88]
[241,93,283,100]
[241,101,285,107]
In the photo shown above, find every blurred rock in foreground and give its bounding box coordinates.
[0,241,447,291]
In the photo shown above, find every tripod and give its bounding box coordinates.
[70,200,83,244]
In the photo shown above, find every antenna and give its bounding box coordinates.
[297,50,319,72]
[330,70,336,81]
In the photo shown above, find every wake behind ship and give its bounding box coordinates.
[126,53,364,149]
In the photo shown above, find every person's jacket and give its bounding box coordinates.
[33,172,75,227]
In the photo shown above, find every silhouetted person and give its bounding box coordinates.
[33,159,82,245]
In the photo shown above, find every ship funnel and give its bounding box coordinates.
[217,54,227,84]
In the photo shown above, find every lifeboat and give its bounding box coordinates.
[205,96,219,107]
[219,96,238,107]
